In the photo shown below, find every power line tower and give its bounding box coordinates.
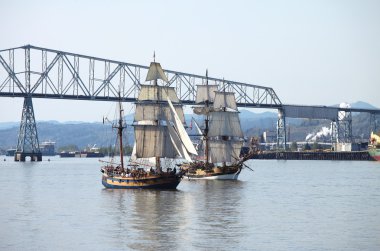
[14,96,42,161]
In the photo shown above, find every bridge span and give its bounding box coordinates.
[1,45,379,160]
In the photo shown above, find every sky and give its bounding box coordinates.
[0,0,379,123]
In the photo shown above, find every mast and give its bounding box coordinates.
[153,52,160,172]
[222,83,226,167]
[204,69,210,167]
[117,93,125,171]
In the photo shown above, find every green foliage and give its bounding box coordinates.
[303,143,311,151]
[290,141,298,151]
[98,145,133,156]
[312,142,320,150]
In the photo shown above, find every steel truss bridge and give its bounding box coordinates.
[0,45,379,160]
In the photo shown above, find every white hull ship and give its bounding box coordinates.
[182,71,251,180]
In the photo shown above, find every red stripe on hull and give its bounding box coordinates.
[371,155,380,161]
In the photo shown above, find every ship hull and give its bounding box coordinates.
[184,170,241,180]
[369,149,380,161]
[183,164,242,180]
[101,173,181,189]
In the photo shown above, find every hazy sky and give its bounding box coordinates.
[1,0,379,123]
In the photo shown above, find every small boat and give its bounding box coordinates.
[181,71,253,180]
[369,131,380,161]
[5,148,16,156]
[101,57,197,189]
[59,151,76,158]
[59,146,104,158]
[80,145,105,158]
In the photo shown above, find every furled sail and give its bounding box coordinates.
[193,106,215,115]
[213,91,237,111]
[208,140,243,163]
[208,111,243,138]
[145,62,168,82]
[195,85,218,103]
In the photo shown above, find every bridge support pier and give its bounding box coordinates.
[14,96,42,162]
[331,109,352,150]
[277,109,287,150]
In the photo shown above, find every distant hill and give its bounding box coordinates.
[351,101,378,109]
[332,101,378,109]
[0,101,377,151]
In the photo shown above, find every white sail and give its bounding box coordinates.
[138,85,180,102]
[167,98,198,155]
[166,118,192,161]
[192,118,203,136]
[145,62,168,82]
[209,140,243,163]
[134,125,177,158]
[208,111,243,138]
[134,103,185,124]
[213,91,237,111]
[130,142,137,161]
[195,85,218,103]
[130,142,156,165]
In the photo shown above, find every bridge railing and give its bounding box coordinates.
[0,45,282,107]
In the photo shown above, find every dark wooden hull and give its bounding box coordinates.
[101,173,181,189]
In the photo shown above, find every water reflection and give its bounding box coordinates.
[185,180,248,250]
[101,188,188,250]
[100,179,248,250]
[2,159,380,250]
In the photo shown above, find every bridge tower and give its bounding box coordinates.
[14,96,42,161]
[277,109,287,150]
[331,110,352,149]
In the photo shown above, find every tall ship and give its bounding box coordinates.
[100,58,197,189]
[181,71,252,180]
[369,131,380,161]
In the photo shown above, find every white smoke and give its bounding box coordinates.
[339,102,350,109]
[305,126,332,142]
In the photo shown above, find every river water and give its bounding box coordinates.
[0,157,379,251]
